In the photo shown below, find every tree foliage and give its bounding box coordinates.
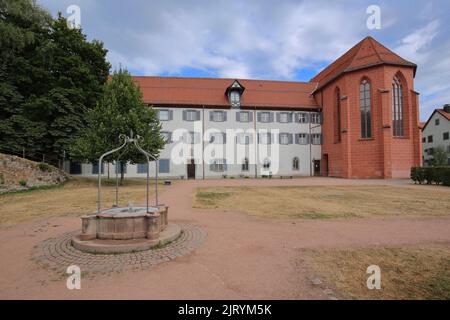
[69,68,165,182]
[0,0,110,164]
[431,146,449,167]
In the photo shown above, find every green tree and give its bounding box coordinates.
[0,0,52,158]
[70,68,165,184]
[0,0,110,164]
[431,146,449,167]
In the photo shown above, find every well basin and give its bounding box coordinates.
[72,223,181,254]
[79,205,169,241]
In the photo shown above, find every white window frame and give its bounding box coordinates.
[279,112,289,123]
[297,113,308,123]
[211,159,227,172]
[159,109,170,121]
[230,90,240,107]
[210,132,225,144]
[311,133,322,145]
[296,133,308,145]
[238,111,250,122]
[260,112,271,123]
[184,131,200,144]
[279,133,291,145]
[161,131,172,143]
[310,113,321,124]
[237,133,251,145]
[259,132,271,145]
[211,111,225,122]
[185,110,198,121]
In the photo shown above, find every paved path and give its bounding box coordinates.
[0,178,449,299]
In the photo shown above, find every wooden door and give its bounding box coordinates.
[187,159,196,179]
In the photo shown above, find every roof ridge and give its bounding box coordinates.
[368,36,383,63]
[131,75,314,85]
[370,37,416,66]
[345,37,371,72]
[310,37,366,82]
[311,36,417,92]
[437,109,450,120]
[422,108,450,131]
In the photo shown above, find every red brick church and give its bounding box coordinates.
[311,36,421,178]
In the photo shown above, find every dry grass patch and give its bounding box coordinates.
[299,244,450,299]
[194,185,450,219]
[0,177,167,226]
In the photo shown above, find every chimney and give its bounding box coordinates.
[443,104,450,113]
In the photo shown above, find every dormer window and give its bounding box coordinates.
[226,80,245,108]
[230,90,240,107]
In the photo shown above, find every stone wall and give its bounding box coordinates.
[0,153,68,193]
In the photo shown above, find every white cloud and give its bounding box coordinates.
[101,0,365,80]
[393,19,450,119]
[37,0,450,120]
[395,20,440,64]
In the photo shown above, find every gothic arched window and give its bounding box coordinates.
[392,76,404,137]
[360,79,372,138]
[334,88,341,143]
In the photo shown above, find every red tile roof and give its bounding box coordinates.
[130,37,416,110]
[132,76,319,110]
[436,109,450,121]
[421,109,450,131]
[311,36,417,91]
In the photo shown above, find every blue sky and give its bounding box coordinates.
[37,0,450,121]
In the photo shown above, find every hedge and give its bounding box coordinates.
[410,167,450,186]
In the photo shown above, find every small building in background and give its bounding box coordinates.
[422,105,450,166]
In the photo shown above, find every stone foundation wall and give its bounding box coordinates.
[0,153,68,193]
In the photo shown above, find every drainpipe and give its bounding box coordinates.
[254,106,258,178]
[310,121,322,177]
[309,117,312,177]
[202,105,205,180]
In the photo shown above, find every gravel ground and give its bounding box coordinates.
[0,177,449,299]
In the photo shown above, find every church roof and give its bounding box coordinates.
[310,36,417,91]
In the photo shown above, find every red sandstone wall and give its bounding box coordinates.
[382,66,421,178]
[315,65,421,179]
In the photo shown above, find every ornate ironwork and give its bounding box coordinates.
[97,130,158,214]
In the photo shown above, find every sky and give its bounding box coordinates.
[37,0,450,121]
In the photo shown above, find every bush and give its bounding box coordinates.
[411,167,420,184]
[411,166,450,186]
[19,179,27,187]
[443,169,450,187]
[423,167,434,184]
[37,162,51,172]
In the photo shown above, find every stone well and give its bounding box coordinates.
[72,205,181,254]
[71,131,181,254]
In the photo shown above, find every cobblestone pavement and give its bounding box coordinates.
[32,224,206,276]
